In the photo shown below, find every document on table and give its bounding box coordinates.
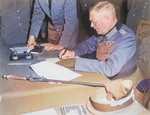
[22,108,58,115]
[60,104,91,115]
[30,61,82,81]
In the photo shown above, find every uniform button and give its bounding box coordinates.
[144,6,146,8]
[60,8,62,10]
[18,17,20,19]
[84,4,87,7]
[19,23,21,25]
[143,15,145,17]
[56,29,59,31]
[133,14,135,16]
[17,10,19,12]
[143,11,145,12]
[145,2,147,4]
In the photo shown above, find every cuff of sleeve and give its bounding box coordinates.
[73,48,81,57]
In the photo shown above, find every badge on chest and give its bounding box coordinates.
[96,41,115,61]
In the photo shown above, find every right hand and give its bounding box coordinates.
[27,35,37,46]
[46,45,64,51]
[59,49,75,59]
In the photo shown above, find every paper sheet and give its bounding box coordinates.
[30,61,81,81]
[22,108,58,115]
[46,58,60,63]
[61,104,90,115]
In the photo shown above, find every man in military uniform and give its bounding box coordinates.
[126,0,150,33]
[0,0,34,45]
[28,0,79,51]
[59,1,139,80]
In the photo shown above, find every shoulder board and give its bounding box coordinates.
[119,30,127,35]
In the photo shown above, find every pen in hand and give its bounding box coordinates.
[60,48,67,60]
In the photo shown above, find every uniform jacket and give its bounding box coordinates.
[0,0,33,45]
[126,0,150,33]
[73,22,137,78]
[30,0,79,49]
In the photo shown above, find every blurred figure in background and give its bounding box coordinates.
[0,0,34,45]
[126,0,150,33]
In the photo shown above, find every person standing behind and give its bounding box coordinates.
[28,0,79,51]
[0,0,34,45]
[126,0,150,34]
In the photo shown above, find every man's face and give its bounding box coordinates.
[89,10,108,35]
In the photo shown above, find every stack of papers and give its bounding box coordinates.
[60,104,90,115]
[30,61,81,81]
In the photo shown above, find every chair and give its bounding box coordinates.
[135,18,150,109]
[135,79,150,109]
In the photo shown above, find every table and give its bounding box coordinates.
[0,45,149,115]
[0,45,108,115]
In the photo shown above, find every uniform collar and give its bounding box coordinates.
[105,21,122,40]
